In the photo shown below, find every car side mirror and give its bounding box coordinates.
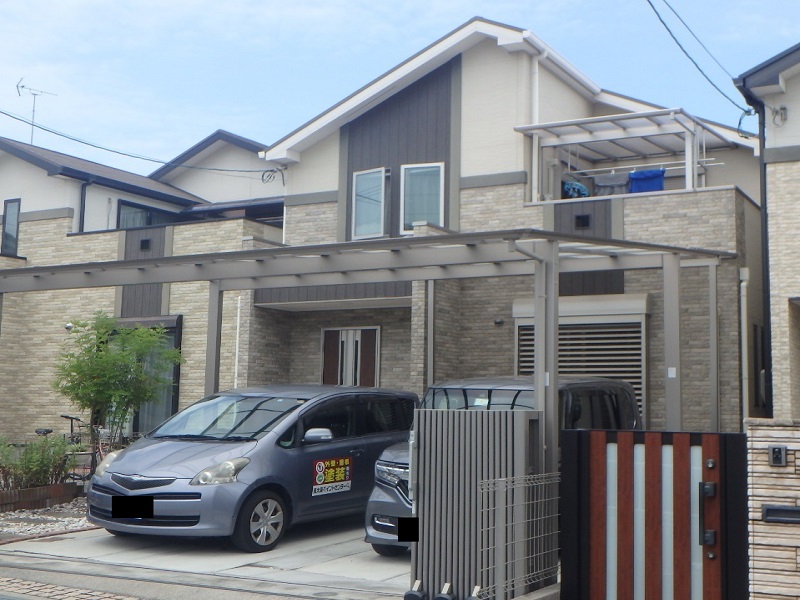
[303,428,334,443]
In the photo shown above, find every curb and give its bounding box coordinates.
[0,525,100,546]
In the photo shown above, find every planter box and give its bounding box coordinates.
[0,482,81,513]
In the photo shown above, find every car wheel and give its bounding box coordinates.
[371,543,408,557]
[231,490,287,552]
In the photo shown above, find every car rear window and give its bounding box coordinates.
[422,388,535,410]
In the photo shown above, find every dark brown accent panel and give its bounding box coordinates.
[616,432,634,600]
[322,330,340,385]
[644,433,663,600]
[359,328,377,387]
[347,60,454,238]
[702,434,722,600]
[672,433,692,599]
[588,430,607,599]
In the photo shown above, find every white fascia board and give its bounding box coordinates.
[262,19,600,164]
[522,30,601,99]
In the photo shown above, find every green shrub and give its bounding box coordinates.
[0,436,71,490]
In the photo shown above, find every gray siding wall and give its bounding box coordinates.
[553,200,624,295]
[345,59,454,238]
[121,227,166,317]
[254,281,411,305]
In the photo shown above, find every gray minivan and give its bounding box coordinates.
[87,385,417,552]
[364,376,641,556]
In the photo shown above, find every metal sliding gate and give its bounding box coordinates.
[561,430,748,600]
[410,409,549,599]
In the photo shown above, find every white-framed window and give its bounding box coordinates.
[400,163,444,234]
[352,168,385,239]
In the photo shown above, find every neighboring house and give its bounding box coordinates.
[0,131,283,439]
[0,17,762,441]
[736,42,800,600]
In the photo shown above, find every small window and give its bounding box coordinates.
[574,214,591,229]
[401,163,444,234]
[352,168,385,239]
[2,199,20,256]
[118,200,179,230]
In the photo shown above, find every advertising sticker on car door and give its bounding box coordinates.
[312,457,352,496]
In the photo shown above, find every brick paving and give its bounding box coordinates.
[0,577,140,599]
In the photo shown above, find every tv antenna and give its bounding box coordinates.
[16,78,57,144]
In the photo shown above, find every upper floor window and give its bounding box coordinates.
[401,163,443,234]
[2,199,20,256]
[352,168,385,239]
[118,200,180,230]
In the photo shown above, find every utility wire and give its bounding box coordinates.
[660,0,735,79]
[0,106,276,176]
[644,0,751,114]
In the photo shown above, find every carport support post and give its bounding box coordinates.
[664,253,682,430]
[205,280,223,396]
[534,240,559,475]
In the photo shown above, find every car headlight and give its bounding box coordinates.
[375,460,409,487]
[94,451,120,478]
[190,458,250,485]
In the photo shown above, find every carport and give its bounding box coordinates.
[0,228,730,473]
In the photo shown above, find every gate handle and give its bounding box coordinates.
[698,481,717,546]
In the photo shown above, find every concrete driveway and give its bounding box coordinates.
[0,515,411,599]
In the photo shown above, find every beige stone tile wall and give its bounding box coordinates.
[747,421,800,599]
[169,219,264,408]
[766,163,800,420]
[0,217,120,441]
[459,184,544,232]
[284,203,338,245]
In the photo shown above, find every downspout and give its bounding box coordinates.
[740,268,750,424]
[78,181,92,233]
[735,79,772,413]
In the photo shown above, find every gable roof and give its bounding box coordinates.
[0,137,206,207]
[149,129,268,180]
[735,42,800,99]
[263,17,612,165]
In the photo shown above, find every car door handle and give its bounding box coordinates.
[350,448,364,457]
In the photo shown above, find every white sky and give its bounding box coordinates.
[0,0,797,175]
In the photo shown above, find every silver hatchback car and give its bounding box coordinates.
[87,385,417,552]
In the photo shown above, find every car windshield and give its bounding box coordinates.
[150,394,306,440]
[422,388,535,410]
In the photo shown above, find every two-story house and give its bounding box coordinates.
[252,17,762,433]
[0,17,762,442]
[736,42,800,600]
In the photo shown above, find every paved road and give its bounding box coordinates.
[0,516,411,599]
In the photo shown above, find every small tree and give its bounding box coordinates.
[53,311,184,449]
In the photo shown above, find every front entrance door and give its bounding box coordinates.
[322,328,379,386]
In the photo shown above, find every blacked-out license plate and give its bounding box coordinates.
[111,495,154,518]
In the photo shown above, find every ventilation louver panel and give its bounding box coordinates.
[517,322,645,412]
